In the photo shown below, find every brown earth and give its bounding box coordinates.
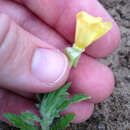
[0,0,130,130]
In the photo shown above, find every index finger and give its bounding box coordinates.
[15,0,120,58]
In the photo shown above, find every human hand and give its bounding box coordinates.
[0,0,120,124]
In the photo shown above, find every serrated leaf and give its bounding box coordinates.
[42,82,71,112]
[57,94,91,112]
[39,83,91,130]
[40,83,71,116]
[39,83,71,130]
[4,113,38,130]
[51,114,75,130]
[57,100,72,112]
[69,94,91,103]
[21,111,41,124]
[4,113,26,127]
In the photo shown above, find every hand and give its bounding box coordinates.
[0,0,120,124]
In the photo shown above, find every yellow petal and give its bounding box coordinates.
[74,11,112,49]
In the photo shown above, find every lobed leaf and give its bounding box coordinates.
[4,113,39,130]
[51,114,75,130]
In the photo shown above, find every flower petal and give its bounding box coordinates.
[74,11,112,49]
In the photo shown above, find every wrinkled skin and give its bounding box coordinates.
[0,0,120,124]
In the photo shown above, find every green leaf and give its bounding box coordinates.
[4,113,26,128]
[4,111,40,130]
[39,83,71,130]
[51,114,75,130]
[69,94,91,103]
[40,83,71,117]
[39,82,91,130]
[4,83,91,130]
[21,111,41,124]
[57,94,91,112]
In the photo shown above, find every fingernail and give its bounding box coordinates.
[32,48,68,84]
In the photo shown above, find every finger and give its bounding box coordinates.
[0,0,67,51]
[61,101,94,124]
[0,13,69,93]
[0,88,38,123]
[16,0,120,58]
[68,54,114,104]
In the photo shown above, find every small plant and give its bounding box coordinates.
[5,83,90,130]
[4,11,112,130]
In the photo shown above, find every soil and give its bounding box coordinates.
[0,0,130,130]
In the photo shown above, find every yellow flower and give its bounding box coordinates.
[65,11,112,67]
[74,11,112,49]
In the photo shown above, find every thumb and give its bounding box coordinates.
[0,14,69,93]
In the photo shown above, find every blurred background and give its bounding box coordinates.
[0,0,130,130]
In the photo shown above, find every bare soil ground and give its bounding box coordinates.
[0,0,130,129]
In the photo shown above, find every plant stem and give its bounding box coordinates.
[40,120,50,130]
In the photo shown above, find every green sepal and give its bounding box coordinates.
[65,45,85,67]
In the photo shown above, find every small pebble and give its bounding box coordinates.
[125,75,130,81]
[98,122,106,130]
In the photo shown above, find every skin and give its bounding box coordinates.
[0,0,120,124]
